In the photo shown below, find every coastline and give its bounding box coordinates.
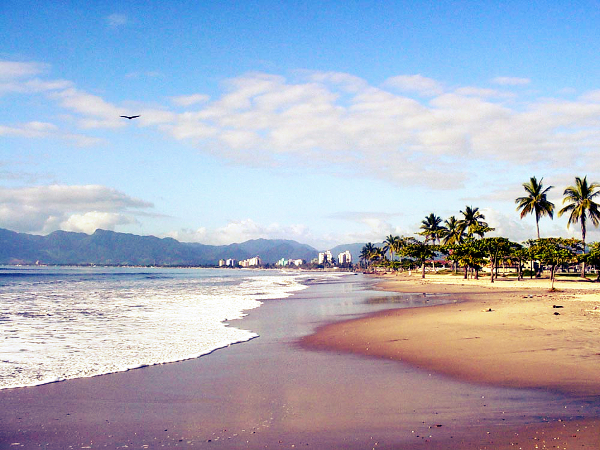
[302,272,600,448]
[1,273,599,449]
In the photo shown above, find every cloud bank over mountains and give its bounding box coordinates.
[0,185,153,235]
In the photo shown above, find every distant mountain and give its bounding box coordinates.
[0,228,319,266]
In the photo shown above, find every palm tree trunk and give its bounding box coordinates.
[530,259,533,279]
[581,226,587,278]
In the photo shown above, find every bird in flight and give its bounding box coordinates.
[120,115,140,120]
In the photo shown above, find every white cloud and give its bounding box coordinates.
[7,62,600,195]
[491,76,531,86]
[324,211,407,245]
[0,121,103,146]
[171,94,210,107]
[125,71,163,79]
[483,208,534,242]
[384,74,444,96]
[0,185,153,234]
[579,89,600,102]
[106,14,128,27]
[305,71,369,92]
[0,61,47,79]
[453,86,514,98]
[0,121,57,137]
[61,212,137,234]
[167,219,312,246]
[152,71,600,188]
[51,88,126,128]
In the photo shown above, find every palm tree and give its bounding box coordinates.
[383,235,400,261]
[441,215,464,273]
[419,213,446,244]
[458,206,488,238]
[441,215,465,245]
[515,176,555,239]
[360,243,376,269]
[558,176,600,277]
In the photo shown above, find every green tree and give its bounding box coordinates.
[441,215,465,245]
[383,235,401,262]
[480,237,513,283]
[419,213,446,244]
[509,243,527,280]
[458,206,489,238]
[582,242,600,281]
[418,214,446,272]
[360,243,376,269]
[447,238,486,279]
[558,176,600,277]
[400,237,436,279]
[515,176,555,239]
[531,238,580,289]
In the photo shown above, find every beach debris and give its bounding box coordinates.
[553,305,564,308]
[554,312,561,315]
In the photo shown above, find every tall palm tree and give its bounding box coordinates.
[360,242,376,269]
[419,213,446,244]
[458,206,488,238]
[383,235,400,261]
[515,176,555,239]
[558,176,600,277]
[441,215,465,245]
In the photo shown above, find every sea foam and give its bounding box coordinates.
[0,267,311,390]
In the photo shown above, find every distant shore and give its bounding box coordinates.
[302,272,600,448]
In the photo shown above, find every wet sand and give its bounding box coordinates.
[302,272,600,448]
[0,274,598,448]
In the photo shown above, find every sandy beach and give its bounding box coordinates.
[303,272,600,448]
[1,273,599,449]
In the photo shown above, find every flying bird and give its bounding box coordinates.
[120,115,140,120]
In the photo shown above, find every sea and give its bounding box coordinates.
[0,266,322,391]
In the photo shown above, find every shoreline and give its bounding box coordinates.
[303,273,600,396]
[301,272,600,448]
[1,273,599,449]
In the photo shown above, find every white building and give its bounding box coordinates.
[219,259,237,267]
[239,256,261,267]
[338,250,352,265]
[318,250,333,265]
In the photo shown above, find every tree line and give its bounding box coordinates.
[360,176,600,288]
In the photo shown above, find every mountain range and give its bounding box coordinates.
[0,228,364,266]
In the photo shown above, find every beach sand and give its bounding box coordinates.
[1,273,599,449]
[302,272,600,448]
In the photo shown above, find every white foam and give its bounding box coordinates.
[0,268,311,390]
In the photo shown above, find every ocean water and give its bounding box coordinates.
[0,266,316,390]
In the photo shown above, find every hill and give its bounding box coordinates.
[0,228,319,266]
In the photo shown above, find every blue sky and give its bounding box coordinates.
[3,1,600,249]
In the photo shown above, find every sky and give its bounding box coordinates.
[3,1,600,250]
